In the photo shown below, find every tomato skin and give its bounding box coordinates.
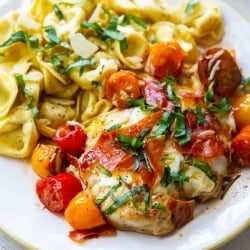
[65,191,106,230]
[31,144,62,178]
[198,48,242,97]
[232,94,250,129]
[53,122,87,157]
[36,172,82,213]
[104,70,141,108]
[146,41,184,79]
[231,125,250,167]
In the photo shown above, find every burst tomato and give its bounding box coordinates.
[231,125,250,167]
[53,122,87,157]
[104,70,141,108]
[146,41,184,79]
[36,172,82,213]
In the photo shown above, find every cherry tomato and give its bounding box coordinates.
[53,122,87,157]
[198,48,242,97]
[36,172,82,213]
[65,191,106,230]
[146,41,184,79]
[31,144,62,178]
[231,125,250,167]
[104,70,141,108]
[232,94,250,129]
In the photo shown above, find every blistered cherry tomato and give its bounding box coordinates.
[31,144,62,178]
[232,94,250,129]
[36,172,82,213]
[198,48,242,97]
[146,41,184,79]
[231,125,250,167]
[65,191,106,230]
[104,70,141,108]
[53,122,87,157]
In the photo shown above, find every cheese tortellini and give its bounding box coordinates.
[0,0,224,158]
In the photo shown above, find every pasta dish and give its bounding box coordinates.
[0,0,249,243]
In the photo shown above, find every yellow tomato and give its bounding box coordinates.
[31,144,62,178]
[232,94,250,129]
[64,191,106,230]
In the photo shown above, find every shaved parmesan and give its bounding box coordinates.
[70,33,98,58]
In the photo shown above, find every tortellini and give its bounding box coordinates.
[0,0,225,158]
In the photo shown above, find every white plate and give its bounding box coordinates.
[0,1,250,250]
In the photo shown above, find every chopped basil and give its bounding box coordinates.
[81,20,128,52]
[102,6,111,16]
[51,54,61,66]
[160,165,189,188]
[15,74,39,118]
[153,111,175,136]
[43,25,70,49]
[152,203,166,211]
[0,30,39,49]
[165,76,180,103]
[241,76,250,86]
[185,0,200,14]
[106,123,122,132]
[116,134,144,151]
[53,4,64,20]
[102,184,149,215]
[120,14,148,29]
[95,181,122,206]
[97,165,112,177]
[195,104,205,126]
[92,80,103,90]
[61,57,96,74]
[205,82,232,113]
[174,112,191,146]
[185,159,217,183]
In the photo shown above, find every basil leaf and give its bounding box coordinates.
[196,104,205,126]
[153,111,174,136]
[0,31,39,49]
[152,203,166,211]
[15,74,39,118]
[51,54,60,66]
[97,165,112,177]
[53,4,64,20]
[185,159,217,183]
[106,123,122,132]
[44,25,70,49]
[160,165,172,187]
[103,184,149,215]
[241,77,250,86]
[185,0,200,14]
[121,14,148,29]
[62,57,96,74]
[95,181,122,206]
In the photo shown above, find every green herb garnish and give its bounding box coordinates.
[97,165,112,177]
[15,74,39,118]
[120,14,148,29]
[185,0,200,14]
[53,4,64,20]
[106,123,122,132]
[152,203,166,211]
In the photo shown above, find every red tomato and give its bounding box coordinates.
[142,80,173,110]
[231,125,250,167]
[146,41,184,79]
[53,122,87,157]
[36,172,82,213]
[104,70,141,108]
[198,48,242,97]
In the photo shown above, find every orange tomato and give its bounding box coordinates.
[231,125,250,167]
[104,70,141,108]
[64,191,106,230]
[232,94,250,129]
[31,144,62,178]
[146,41,184,79]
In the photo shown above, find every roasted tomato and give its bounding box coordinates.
[146,41,184,79]
[65,191,106,230]
[31,144,62,178]
[198,48,242,97]
[231,125,250,167]
[104,70,141,108]
[53,122,87,157]
[232,94,250,129]
[36,172,82,213]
